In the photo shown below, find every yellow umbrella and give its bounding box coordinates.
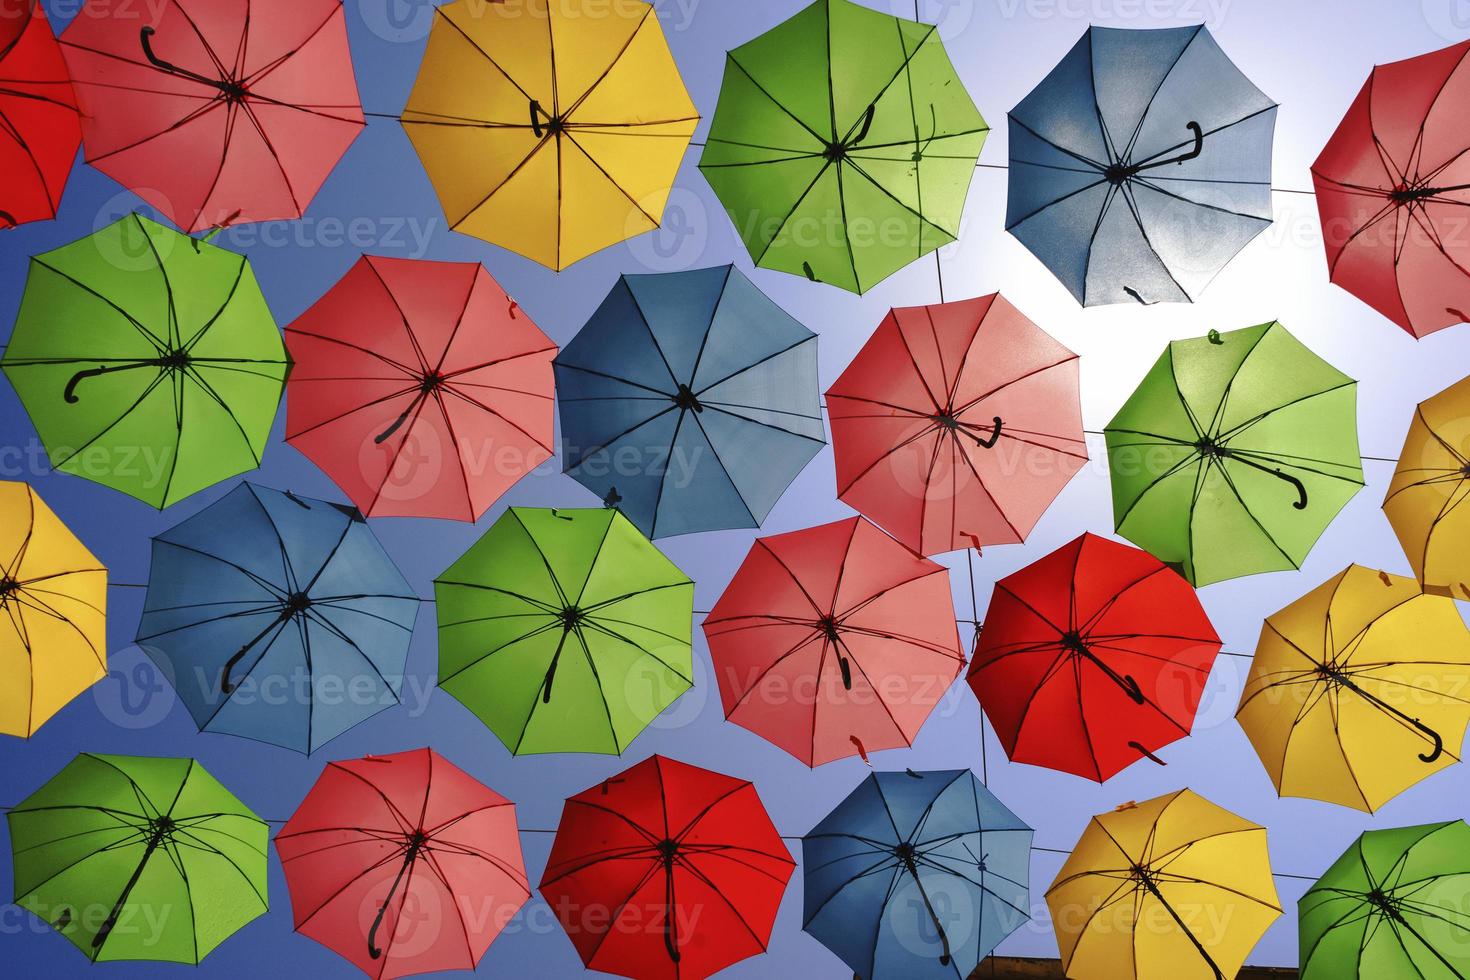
[1385,375,1470,597]
[0,482,107,737]
[400,0,699,270]
[1236,564,1470,812]
[1046,790,1280,980]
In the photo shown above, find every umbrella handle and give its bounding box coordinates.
[850,103,875,146]
[1131,121,1204,173]
[139,26,229,91]
[530,100,545,139]
[1128,741,1167,765]
[93,832,164,951]
[1222,450,1309,510]
[63,360,166,403]
[0,210,13,229]
[802,261,819,283]
[368,844,422,960]
[1418,723,1444,763]
[837,652,852,690]
[972,416,1002,449]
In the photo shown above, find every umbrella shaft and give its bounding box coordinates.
[368,844,421,960]
[92,832,164,951]
[1139,877,1223,980]
[901,860,952,966]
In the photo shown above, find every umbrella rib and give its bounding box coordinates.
[562,130,661,227]
[693,335,816,397]
[24,257,169,354]
[559,6,653,120]
[722,53,826,148]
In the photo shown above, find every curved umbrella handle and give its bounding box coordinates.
[0,210,14,229]
[837,652,852,691]
[1120,673,1145,705]
[1219,450,1309,510]
[64,360,162,403]
[1176,121,1204,163]
[1129,740,1167,765]
[850,103,875,146]
[1416,720,1444,763]
[972,416,1002,449]
[140,26,225,90]
[368,845,421,960]
[529,100,545,139]
[802,261,819,283]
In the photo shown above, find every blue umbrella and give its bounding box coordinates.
[553,265,825,538]
[1006,25,1276,306]
[802,769,1032,979]
[136,483,419,753]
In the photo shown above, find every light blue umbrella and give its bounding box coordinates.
[136,482,419,752]
[1007,25,1276,306]
[803,769,1032,978]
[553,265,824,538]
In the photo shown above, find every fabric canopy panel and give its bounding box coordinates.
[555,265,824,538]
[826,293,1087,556]
[1313,40,1470,339]
[401,0,698,270]
[0,0,80,227]
[700,0,987,293]
[286,255,557,522]
[60,0,364,232]
[1007,25,1276,306]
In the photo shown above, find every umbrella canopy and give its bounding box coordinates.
[704,516,964,767]
[1046,789,1281,980]
[400,0,697,271]
[802,769,1032,979]
[968,533,1221,782]
[1300,820,1470,978]
[8,753,268,963]
[0,481,106,737]
[1007,25,1276,306]
[276,748,529,980]
[1384,374,1470,596]
[1313,41,1470,339]
[699,0,986,293]
[825,293,1087,556]
[1,0,79,227]
[59,0,363,232]
[434,507,694,755]
[136,482,419,753]
[286,255,556,522]
[1104,321,1364,586]
[555,265,824,538]
[1235,564,1470,813]
[1,213,288,508]
[540,754,794,980]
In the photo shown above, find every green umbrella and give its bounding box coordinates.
[434,507,694,755]
[698,0,987,294]
[8,753,268,964]
[1300,821,1470,978]
[1,214,288,508]
[1105,321,1363,586]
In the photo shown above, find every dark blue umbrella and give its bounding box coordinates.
[1006,25,1277,306]
[136,483,419,753]
[802,769,1032,979]
[554,265,825,538]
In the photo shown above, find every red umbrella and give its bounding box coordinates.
[826,294,1087,557]
[285,255,556,521]
[1313,40,1470,339]
[704,516,965,767]
[540,755,793,980]
[1,0,79,227]
[59,0,363,232]
[968,533,1222,781]
[275,748,530,980]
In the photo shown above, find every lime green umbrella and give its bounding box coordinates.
[1105,321,1363,586]
[435,507,694,755]
[1,214,288,508]
[1301,821,1470,978]
[8,753,268,964]
[698,0,987,293]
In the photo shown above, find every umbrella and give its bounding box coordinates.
[1,213,289,508]
[1235,564,1470,813]
[825,293,1087,556]
[275,748,529,980]
[286,255,556,522]
[539,754,794,980]
[554,265,824,538]
[968,533,1221,782]
[802,769,1032,979]
[1104,321,1364,587]
[1384,374,1470,595]
[1,0,79,227]
[59,0,363,232]
[1300,820,1470,978]
[0,481,106,737]
[1046,789,1281,980]
[699,0,987,293]
[1313,41,1470,339]
[704,516,965,767]
[434,507,694,755]
[135,482,420,753]
[400,0,698,271]
[1007,25,1276,306]
[8,752,268,963]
